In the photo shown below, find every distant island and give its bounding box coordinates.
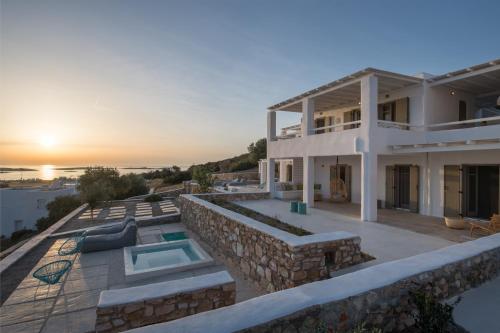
[53,167,88,170]
[122,167,160,170]
[0,167,37,173]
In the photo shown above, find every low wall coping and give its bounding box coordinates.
[125,233,500,333]
[0,203,88,275]
[182,194,358,247]
[98,270,234,308]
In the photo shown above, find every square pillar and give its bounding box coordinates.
[266,158,275,195]
[361,152,377,221]
[303,156,315,207]
[360,75,378,151]
[301,98,314,136]
[267,111,276,141]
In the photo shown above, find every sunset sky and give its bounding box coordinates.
[1,0,499,166]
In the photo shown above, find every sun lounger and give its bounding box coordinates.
[469,214,500,236]
[85,216,135,236]
[81,222,137,253]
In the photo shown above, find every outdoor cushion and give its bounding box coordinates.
[81,222,137,253]
[85,215,135,236]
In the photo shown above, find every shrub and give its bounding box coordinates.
[36,195,82,231]
[192,166,213,193]
[144,194,162,202]
[296,183,303,190]
[410,285,461,333]
[10,229,35,242]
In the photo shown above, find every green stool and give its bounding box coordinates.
[290,201,298,213]
[298,202,307,215]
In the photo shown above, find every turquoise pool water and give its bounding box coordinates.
[161,231,188,242]
[131,243,201,271]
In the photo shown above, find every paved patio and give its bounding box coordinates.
[449,275,500,333]
[57,199,179,233]
[314,201,476,243]
[236,199,457,273]
[0,223,264,333]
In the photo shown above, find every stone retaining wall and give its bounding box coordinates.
[212,170,259,181]
[95,272,235,333]
[179,193,363,292]
[124,234,500,333]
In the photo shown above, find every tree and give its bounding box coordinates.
[36,195,82,231]
[248,138,266,164]
[78,167,118,217]
[192,166,213,193]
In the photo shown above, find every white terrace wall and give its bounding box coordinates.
[179,193,364,292]
[126,233,500,333]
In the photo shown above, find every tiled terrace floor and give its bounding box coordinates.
[236,199,457,273]
[57,199,179,233]
[313,201,477,243]
[0,223,264,333]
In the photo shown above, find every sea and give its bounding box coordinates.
[0,165,167,181]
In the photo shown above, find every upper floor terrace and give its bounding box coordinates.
[267,59,500,158]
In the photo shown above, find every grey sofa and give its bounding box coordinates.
[85,216,135,236]
[81,222,137,253]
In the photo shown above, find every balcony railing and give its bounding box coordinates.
[277,120,361,140]
[378,115,500,131]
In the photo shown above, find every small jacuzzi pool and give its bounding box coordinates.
[123,239,214,282]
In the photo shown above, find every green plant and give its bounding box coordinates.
[10,229,35,242]
[282,183,294,191]
[410,285,461,333]
[144,194,162,202]
[296,184,303,190]
[315,321,381,333]
[314,184,322,190]
[36,195,82,231]
[192,166,213,193]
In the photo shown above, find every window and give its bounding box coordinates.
[459,100,467,121]
[286,164,293,182]
[315,118,326,134]
[14,220,23,231]
[37,199,47,209]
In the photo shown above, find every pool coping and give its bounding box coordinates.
[123,239,215,282]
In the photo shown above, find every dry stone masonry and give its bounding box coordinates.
[179,193,364,292]
[124,234,500,333]
[95,271,235,333]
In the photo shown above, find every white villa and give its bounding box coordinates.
[261,59,500,222]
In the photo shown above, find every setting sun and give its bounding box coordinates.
[39,135,57,148]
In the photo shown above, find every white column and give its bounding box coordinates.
[301,98,314,136]
[361,152,377,221]
[303,156,315,207]
[360,75,378,151]
[267,111,276,141]
[266,158,275,195]
[422,152,431,215]
[279,161,288,182]
[360,75,378,221]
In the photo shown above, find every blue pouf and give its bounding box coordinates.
[298,202,307,215]
[290,201,298,213]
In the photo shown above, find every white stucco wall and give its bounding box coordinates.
[0,186,77,237]
[426,85,477,124]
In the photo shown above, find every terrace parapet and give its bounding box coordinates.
[179,192,364,292]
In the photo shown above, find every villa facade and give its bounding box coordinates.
[262,60,500,221]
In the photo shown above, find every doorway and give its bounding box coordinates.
[330,165,351,202]
[463,165,499,219]
[386,165,419,212]
[395,166,411,209]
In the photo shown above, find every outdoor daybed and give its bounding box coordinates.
[81,221,137,253]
